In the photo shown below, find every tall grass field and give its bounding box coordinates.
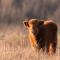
[0,25,59,60]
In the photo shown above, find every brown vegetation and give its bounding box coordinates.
[0,25,59,60]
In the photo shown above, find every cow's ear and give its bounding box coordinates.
[39,20,44,25]
[23,21,29,28]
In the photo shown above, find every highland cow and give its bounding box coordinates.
[23,19,57,55]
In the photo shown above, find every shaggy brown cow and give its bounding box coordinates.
[23,19,57,55]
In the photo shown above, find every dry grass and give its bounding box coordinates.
[0,25,60,60]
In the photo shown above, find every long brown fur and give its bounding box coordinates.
[23,19,57,55]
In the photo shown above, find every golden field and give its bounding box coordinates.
[0,25,59,60]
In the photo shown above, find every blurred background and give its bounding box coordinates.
[0,0,60,24]
[0,0,60,32]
